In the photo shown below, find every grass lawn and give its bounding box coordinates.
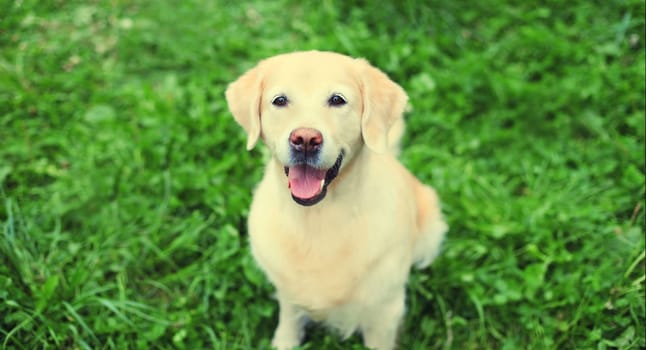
[1,0,644,349]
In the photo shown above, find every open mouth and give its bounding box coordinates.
[284,152,344,206]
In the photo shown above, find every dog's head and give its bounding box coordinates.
[226,51,408,206]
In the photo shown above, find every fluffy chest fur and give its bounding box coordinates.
[248,157,415,313]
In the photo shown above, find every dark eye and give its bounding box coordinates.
[328,94,347,107]
[272,95,289,107]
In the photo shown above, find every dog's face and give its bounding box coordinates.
[226,51,407,206]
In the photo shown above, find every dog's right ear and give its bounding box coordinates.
[225,66,263,150]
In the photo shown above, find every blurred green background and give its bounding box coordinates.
[1,0,644,349]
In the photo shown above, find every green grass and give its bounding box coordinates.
[1,0,644,349]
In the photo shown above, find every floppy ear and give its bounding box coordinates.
[225,66,263,150]
[358,59,409,153]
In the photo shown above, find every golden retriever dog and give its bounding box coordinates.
[225,51,447,350]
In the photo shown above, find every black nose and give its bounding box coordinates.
[289,128,323,153]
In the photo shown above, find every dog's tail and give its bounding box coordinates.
[412,184,448,269]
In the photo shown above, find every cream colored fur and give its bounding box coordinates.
[225,51,447,350]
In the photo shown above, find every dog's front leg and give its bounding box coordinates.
[271,294,306,350]
[360,292,406,350]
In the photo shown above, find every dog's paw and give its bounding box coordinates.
[271,326,302,350]
[271,336,300,350]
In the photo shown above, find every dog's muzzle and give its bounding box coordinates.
[284,151,344,206]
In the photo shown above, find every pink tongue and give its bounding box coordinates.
[288,165,326,199]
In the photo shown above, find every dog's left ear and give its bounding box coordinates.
[357,59,409,154]
[225,65,263,150]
